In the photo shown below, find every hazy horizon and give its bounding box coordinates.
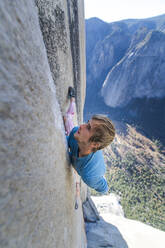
[85,13,165,23]
[84,0,165,23]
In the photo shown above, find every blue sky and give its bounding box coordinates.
[84,0,165,23]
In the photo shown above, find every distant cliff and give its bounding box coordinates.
[0,1,86,247]
[101,30,165,107]
[84,15,165,144]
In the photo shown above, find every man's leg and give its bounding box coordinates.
[66,97,75,115]
[63,87,75,135]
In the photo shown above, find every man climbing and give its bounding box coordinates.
[63,87,115,194]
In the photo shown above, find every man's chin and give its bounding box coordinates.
[74,132,78,140]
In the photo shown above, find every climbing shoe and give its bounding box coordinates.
[68,86,75,98]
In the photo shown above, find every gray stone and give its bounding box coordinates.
[86,219,128,248]
[35,0,86,123]
[83,192,100,223]
[0,0,86,247]
[84,196,128,248]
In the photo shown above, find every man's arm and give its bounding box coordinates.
[82,175,109,194]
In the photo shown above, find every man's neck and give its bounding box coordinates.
[78,143,92,157]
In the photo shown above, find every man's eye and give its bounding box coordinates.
[87,123,91,130]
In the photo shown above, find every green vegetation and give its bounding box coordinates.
[90,125,165,231]
[152,138,164,152]
[105,152,165,231]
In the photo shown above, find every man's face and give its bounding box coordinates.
[74,119,99,146]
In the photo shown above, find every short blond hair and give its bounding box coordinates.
[89,114,115,152]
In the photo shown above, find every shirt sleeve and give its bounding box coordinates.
[67,126,78,148]
[67,128,74,148]
[82,175,109,194]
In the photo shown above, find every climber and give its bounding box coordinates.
[63,87,115,194]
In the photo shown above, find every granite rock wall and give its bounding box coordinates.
[35,0,86,123]
[0,0,86,247]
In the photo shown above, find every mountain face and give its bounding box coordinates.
[88,28,131,86]
[101,30,165,107]
[84,15,165,144]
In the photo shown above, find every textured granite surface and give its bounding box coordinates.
[0,1,86,247]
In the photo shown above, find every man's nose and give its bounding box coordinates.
[80,123,85,129]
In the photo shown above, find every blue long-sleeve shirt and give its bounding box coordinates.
[67,127,108,194]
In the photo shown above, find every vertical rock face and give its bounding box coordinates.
[0,0,86,248]
[35,0,86,123]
